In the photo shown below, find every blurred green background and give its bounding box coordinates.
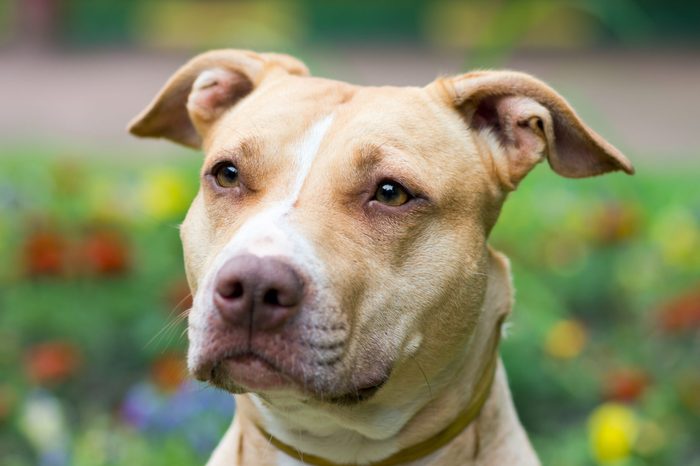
[1,1,699,465]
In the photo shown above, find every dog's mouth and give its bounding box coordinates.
[323,379,388,406]
[199,351,291,392]
[197,350,389,405]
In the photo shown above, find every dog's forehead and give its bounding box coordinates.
[202,75,485,212]
[206,76,446,158]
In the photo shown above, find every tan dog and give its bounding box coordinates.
[129,50,633,465]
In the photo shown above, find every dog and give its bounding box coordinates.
[128,49,633,465]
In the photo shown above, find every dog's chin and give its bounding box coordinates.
[199,351,389,406]
[321,380,387,406]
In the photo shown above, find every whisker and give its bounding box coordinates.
[145,305,191,349]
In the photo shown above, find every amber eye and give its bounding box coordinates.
[213,162,239,188]
[374,181,411,206]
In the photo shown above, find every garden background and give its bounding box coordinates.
[1,1,699,465]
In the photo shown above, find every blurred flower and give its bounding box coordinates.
[84,176,135,224]
[603,367,650,403]
[650,207,700,268]
[588,403,638,464]
[544,319,587,359]
[23,226,66,277]
[120,379,233,454]
[657,287,700,333]
[18,390,70,466]
[25,341,82,385]
[120,382,162,431]
[140,170,193,220]
[151,353,187,393]
[78,226,130,276]
[588,202,640,245]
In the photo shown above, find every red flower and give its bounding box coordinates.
[25,341,82,385]
[658,288,700,333]
[603,368,650,403]
[151,353,187,393]
[80,228,130,276]
[23,230,66,277]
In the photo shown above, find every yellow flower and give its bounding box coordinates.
[544,319,587,359]
[85,177,130,223]
[650,207,700,268]
[140,170,193,220]
[588,403,638,464]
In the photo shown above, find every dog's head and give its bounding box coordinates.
[130,50,632,420]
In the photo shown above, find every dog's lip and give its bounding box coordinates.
[218,352,291,391]
[196,350,292,390]
[195,349,391,404]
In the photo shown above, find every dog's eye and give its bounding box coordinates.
[374,181,411,206]
[213,162,240,188]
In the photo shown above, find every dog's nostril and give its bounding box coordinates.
[263,289,281,306]
[230,282,244,299]
[220,281,244,299]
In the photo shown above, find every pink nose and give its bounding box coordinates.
[213,254,304,331]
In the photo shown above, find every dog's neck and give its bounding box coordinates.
[254,337,499,466]
[209,359,537,466]
[206,248,538,465]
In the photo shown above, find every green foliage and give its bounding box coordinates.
[0,151,698,465]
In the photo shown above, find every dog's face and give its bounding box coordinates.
[130,50,632,417]
[181,77,498,406]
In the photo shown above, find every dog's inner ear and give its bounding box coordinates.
[128,50,309,148]
[469,94,552,190]
[186,69,253,137]
[448,71,634,190]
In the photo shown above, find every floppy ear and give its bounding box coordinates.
[440,71,634,190]
[127,49,309,148]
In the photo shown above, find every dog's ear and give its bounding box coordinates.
[438,71,634,190]
[128,50,309,148]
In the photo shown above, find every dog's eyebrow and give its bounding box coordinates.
[212,137,263,162]
[353,143,387,175]
[354,141,420,174]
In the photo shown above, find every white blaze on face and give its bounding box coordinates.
[221,112,335,258]
[188,114,335,369]
[289,113,335,204]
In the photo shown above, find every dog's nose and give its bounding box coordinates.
[213,254,304,331]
